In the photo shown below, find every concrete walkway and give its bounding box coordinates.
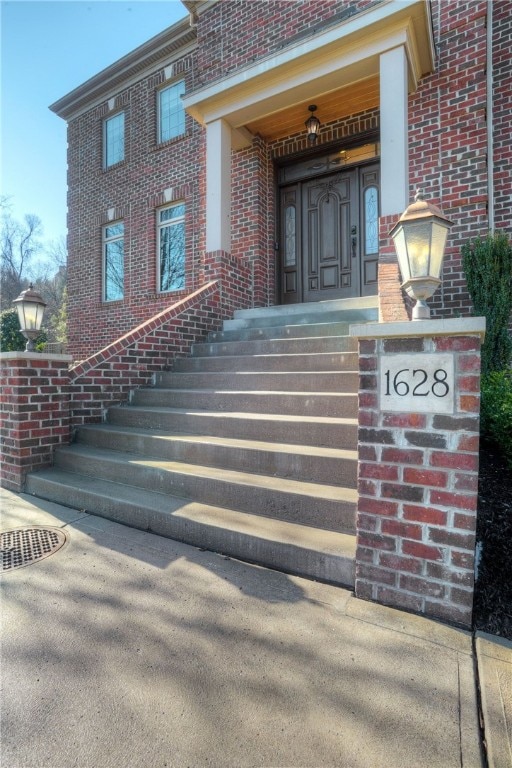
[0,488,509,768]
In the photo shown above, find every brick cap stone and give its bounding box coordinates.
[349,317,486,340]
[0,352,73,362]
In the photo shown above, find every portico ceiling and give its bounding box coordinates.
[183,0,434,148]
[245,75,380,142]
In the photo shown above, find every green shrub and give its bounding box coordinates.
[0,308,26,351]
[480,370,512,468]
[0,308,47,352]
[462,231,512,375]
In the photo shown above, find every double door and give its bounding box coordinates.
[279,163,379,303]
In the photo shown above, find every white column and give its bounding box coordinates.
[380,46,409,215]
[206,118,232,253]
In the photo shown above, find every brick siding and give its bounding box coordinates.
[0,356,72,491]
[355,330,483,627]
[64,0,510,360]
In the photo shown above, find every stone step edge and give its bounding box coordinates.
[233,296,379,318]
[135,388,357,398]
[77,424,359,462]
[109,405,358,427]
[54,444,359,502]
[26,470,356,587]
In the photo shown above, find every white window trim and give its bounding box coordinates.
[157,202,186,293]
[103,111,125,168]
[157,80,185,144]
[102,221,124,302]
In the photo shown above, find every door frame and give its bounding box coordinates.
[276,139,380,304]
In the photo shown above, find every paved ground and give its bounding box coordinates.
[0,487,509,768]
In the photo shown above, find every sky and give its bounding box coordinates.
[1,0,188,246]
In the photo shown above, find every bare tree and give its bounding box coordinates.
[0,212,44,310]
[0,209,67,345]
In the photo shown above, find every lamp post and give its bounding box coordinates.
[13,284,47,352]
[390,191,453,320]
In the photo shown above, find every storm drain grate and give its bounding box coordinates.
[1,527,68,572]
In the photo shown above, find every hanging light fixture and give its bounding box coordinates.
[390,190,453,320]
[13,284,47,351]
[305,105,320,144]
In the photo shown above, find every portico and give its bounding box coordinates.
[183,0,435,266]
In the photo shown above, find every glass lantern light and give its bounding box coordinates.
[305,105,321,144]
[13,284,47,351]
[390,190,453,320]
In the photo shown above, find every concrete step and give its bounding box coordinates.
[226,299,378,331]
[77,424,358,486]
[52,444,357,532]
[207,321,353,343]
[225,309,377,331]
[107,405,358,449]
[25,469,356,587]
[192,335,357,358]
[233,296,378,320]
[172,351,358,373]
[155,370,358,392]
[131,387,357,418]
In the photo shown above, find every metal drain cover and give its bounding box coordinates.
[1,527,68,572]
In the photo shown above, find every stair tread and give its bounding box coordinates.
[111,404,357,425]
[56,443,358,501]
[79,424,358,461]
[27,468,357,557]
[143,388,356,396]
[233,296,378,317]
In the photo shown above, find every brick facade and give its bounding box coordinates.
[0,281,222,491]
[353,321,485,627]
[53,0,511,360]
[0,355,72,491]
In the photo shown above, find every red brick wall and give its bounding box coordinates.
[195,0,376,87]
[0,355,72,491]
[355,330,483,627]
[0,282,224,491]
[65,0,510,360]
[408,0,489,318]
[69,281,223,428]
[492,0,512,231]
[66,53,207,361]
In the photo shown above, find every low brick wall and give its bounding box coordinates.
[0,281,223,491]
[69,280,222,428]
[350,317,486,628]
[0,354,72,491]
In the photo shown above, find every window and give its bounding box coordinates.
[158,203,185,292]
[158,80,185,143]
[364,186,379,255]
[103,222,124,301]
[104,112,124,167]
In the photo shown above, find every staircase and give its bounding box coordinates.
[26,297,378,587]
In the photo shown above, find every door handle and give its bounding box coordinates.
[351,225,357,256]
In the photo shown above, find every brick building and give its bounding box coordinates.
[50,0,511,362]
[4,0,508,625]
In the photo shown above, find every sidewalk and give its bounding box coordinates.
[0,487,509,767]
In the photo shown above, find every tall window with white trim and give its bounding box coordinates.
[104,112,124,167]
[158,80,185,143]
[103,222,124,301]
[158,203,185,292]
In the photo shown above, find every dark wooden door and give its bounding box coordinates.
[279,163,379,304]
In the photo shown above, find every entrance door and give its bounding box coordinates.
[279,161,379,304]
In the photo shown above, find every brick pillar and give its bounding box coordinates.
[350,318,486,628]
[0,353,72,492]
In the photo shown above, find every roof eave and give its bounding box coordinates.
[50,16,196,121]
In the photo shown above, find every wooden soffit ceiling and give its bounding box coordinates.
[245,75,380,142]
